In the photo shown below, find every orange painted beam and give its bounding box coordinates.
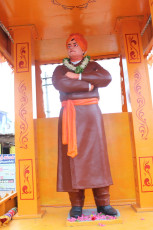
[149,0,153,27]
[119,56,128,112]
[35,61,45,118]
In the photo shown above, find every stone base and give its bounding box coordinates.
[132,204,153,213]
[66,208,122,227]
[13,210,46,220]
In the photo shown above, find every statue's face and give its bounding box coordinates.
[67,39,84,60]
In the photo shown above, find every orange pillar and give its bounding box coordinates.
[149,0,153,26]
[120,19,153,211]
[120,56,128,112]
[35,61,45,118]
[12,26,41,217]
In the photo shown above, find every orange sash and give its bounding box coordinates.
[62,98,98,158]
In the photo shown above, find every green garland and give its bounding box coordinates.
[63,55,90,74]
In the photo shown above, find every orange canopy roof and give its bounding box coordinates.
[0,0,151,62]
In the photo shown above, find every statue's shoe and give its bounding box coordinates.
[70,206,82,218]
[97,205,117,216]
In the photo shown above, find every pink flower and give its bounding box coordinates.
[98,223,105,227]
[91,216,96,221]
[68,217,76,222]
[77,216,84,221]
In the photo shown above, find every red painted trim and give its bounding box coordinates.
[19,159,34,200]
[18,80,29,149]
[139,156,153,193]
[16,42,29,73]
[125,33,141,64]
[134,70,149,140]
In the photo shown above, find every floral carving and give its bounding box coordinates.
[143,160,153,187]
[19,159,34,200]
[18,46,27,69]
[51,0,96,10]
[22,165,32,195]
[16,43,29,73]
[139,157,153,192]
[134,71,149,140]
[18,81,28,149]
[125,34,141,63]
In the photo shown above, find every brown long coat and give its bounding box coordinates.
[52,60,113,192]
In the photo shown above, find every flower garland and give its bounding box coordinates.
[63,55,90,74]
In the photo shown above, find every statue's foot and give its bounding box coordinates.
[97,205,117,216]
[70,206,82,218]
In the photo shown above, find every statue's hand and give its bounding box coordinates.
[65,72,79,79]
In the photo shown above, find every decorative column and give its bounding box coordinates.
[35,61,45,118]
[12,26,42,218]
[119,19,153,211]
[149,0,153,26]
[148,0,153,69]
[120,56,128,112]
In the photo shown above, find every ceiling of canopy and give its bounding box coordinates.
[0,0,151,62]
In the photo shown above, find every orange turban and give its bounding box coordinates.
[66,33,88,52]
